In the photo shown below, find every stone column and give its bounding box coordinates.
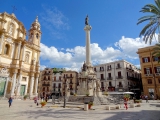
[10,72,17,96]
[29,75,34,97]
[16,74,22,96]
[0,33,4,54]
[11,43,15,58]
[17,42,21,59]
[34,75,39,95]
[22,46,26,61]
[3,77,9,98]
[84,25,92,66]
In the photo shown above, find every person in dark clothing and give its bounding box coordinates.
[8,97,13,107]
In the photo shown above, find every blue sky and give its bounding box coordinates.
[0,0,157,71]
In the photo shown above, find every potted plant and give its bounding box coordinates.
[104,92,108,96]
[40,101,47,108]
[86,93,89,96]
[23,95,28,100]
[123,94,130,101]
[88,102,93,109]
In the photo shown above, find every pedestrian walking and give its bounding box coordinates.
[145,95,149,103]
[8,97,13,108]
[124,98,128,110]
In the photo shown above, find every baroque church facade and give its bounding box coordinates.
[0,12,41,98]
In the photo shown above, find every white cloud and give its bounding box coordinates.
[40,34,158,71]
[115,35,157,59]
[40,65,47,70]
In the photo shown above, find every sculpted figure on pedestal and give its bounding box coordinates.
[85,15,89,25]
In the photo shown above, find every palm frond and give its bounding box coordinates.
[155,0,160,9]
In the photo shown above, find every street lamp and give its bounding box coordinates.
[63,79,69,108]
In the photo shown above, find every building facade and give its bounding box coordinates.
[137,46,160,99]
[94,60,142,96]
[62,71,78,96]
[0,12,41,98]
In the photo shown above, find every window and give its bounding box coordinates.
[109,82,112,86]
[43,87,45,91]
[4,44,10,55]
[100,67,104,71]
[59,76,61,81]
[54,76,56,81]
[118,71,121,76]
[101,74,104,79]
[70,74,72,77]
[117,63,120,68]
[157,67,160,73]
[108,65,111,70]
[94,68,96,71]
[148,79,152,84]
[108,73,111,78]
[36,33,39,39]
[22,77,26,81]
[146,68,151,74]
[143,57,150,63]
[158,78,160,83]
[153,57,159,61]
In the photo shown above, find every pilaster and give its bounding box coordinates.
[10,71,17,96]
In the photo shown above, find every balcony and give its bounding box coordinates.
[100,78,105,80]
[107,77,113,80]
[145,74,153,77]
[155,73,160,76]
[69,82,73,84]
[116,76,123,79]
[42,84,50,86]
[126,67,134,71]
[107,68,112,71]
[116,66,121,69]
[117,85,123,88]
[127,76,140,81]
[99,69,104,72]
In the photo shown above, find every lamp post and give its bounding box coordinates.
[63,79,68,108]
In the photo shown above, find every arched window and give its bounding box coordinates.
[24,53,29,63]
[36,33,39,39]
[4,44,10,55]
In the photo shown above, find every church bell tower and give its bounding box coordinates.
[28,16,41,48]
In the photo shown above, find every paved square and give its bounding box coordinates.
[0,99,160,120]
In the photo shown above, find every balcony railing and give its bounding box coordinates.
[116,76,123,79]
[42,84,50,86]
[100,78,105,80]
[155,73,160,76]
[116,66,121,69]
[107,77,113,80]
[117,85,123,88]
[107,68,112,71]
[99,69,104,72]
[145,74,153,77]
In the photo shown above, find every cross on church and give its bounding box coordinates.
[12,6,17,13]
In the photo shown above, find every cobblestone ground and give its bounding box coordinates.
[0,99,160,120]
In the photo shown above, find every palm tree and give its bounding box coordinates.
[137,0,160,44]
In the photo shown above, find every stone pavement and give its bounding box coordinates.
[0,99,160,120]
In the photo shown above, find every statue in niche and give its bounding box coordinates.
[85,15,89,25]
[9,24,13,35]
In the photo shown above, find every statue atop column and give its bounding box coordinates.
[85,15,89,25]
